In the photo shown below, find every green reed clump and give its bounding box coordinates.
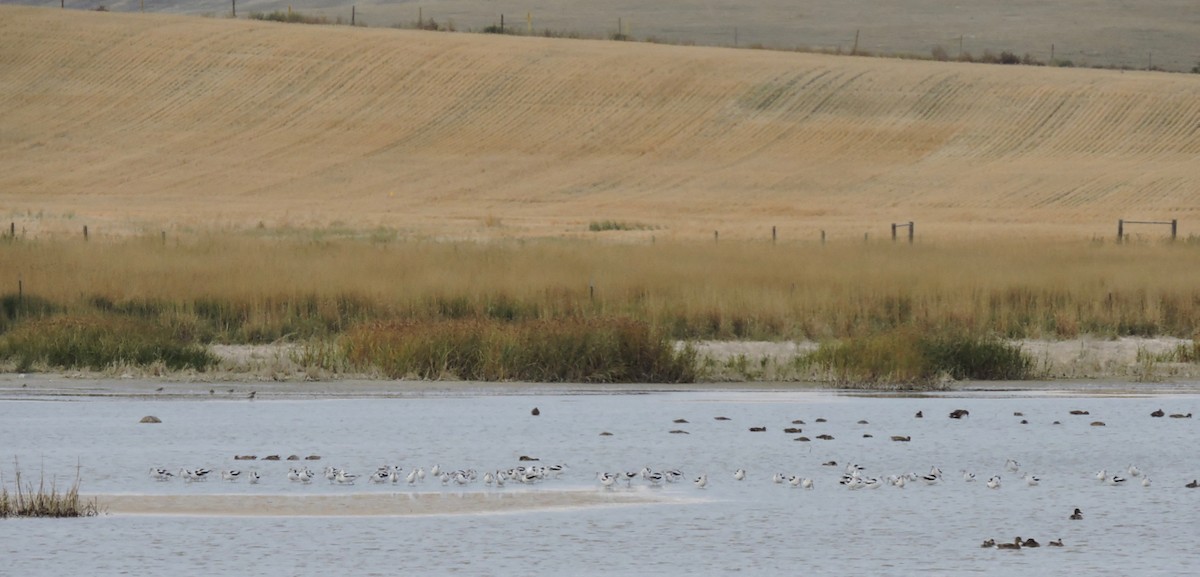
[0,462,98,519]
[343,317,696,383]
[807,328,1032,387]
[0,315,216,372]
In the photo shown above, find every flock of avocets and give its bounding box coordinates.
[148,457,1194,492]
[149,463,568,486]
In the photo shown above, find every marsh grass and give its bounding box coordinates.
[1,234,1198,382]
[806,329,1033,386]
[0,315,216,373]
[343,318,696,382]
[0,461,98,519]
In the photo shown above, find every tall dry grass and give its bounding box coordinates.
[0,460,98,518]
[2,233,1199,345]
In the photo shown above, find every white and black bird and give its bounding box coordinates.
[221,469,242,482]
[149,467,174,481]
[733,468,746,481]
[693,474,708,489]
[1005,458,1020,473]
[1023,473,1040,486]
[987,475,1001,489]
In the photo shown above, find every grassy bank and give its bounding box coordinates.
[0,234,1197,383]
[0,461,98,519]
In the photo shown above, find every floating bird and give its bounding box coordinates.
[1151,409,1165,417]
[915,411,923,418]
[598,472,617,488]
[1048,539,1064,547]
[288,468,302,482]
[370,469,390,484]
[772,472,786,484]
[962,470,976,483]
[1107,475,1127,486]
[248,471,261,484]
[221,469,241,482]
[733,468,746,481]
[801,477,814,489]
[324,466,338,484]
[646,471,665,486]
[1169,413,1193,418]
[1142,476,1151,487]
[1005,458,1020,472]
[987,476,1001,489]
[406,469,419,485]
[1023,538,1040,548]
[929,465,943,478]
[1186,480,1199,488]
[996,537,1022,550]
[430,464,441,477]
[693,474,708,489]
[980,539,996,548]
[1070,508,1083,520]
[335,469,358,485]
[1095,469,1107,482]
[149,467,174,481]
[298,468,314,484]
[1023,473,1040,486]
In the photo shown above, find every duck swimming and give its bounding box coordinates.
[1070,508,1084,520]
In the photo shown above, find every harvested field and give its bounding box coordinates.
[2,6,1199,241]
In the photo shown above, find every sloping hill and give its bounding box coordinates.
[2,6,1199,240]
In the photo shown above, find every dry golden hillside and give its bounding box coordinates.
[2,6,1199,241]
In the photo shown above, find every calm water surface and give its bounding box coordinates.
[1,386,1198,576]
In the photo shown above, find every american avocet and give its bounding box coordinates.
[298,468,314,484]
[1023,473,1040,486]
[335,469,358,485]
[406,469,419,485]
[1107,475,1126,486]
[788,475,801,487]
[962,470,976,482]
[1069,508,1083,520]
[693,474,708,489]
[664,469,683,484]
[646,471,665,486]
[929,465,943,478]
[370,469,390,484]
[248,471,261,484]
[1005,458,1020,472]
[733,468,746,481]
[178,468,198,483]
[864,477,882,489]
[149,467,174,481]
[288,468,302,482]
[324,466,338,484]
[430,464,441,477]
[1127,464,1142,477]
[801,477,814,489]
[987,475,1001,489]
[416,467,426,482]
[920,474,940,486]
[598,472,617,488]
[193,468,211,481]
[890,475,906,489]
[1095,469,1107,482]
[772,472,786,484]
[221,469,241,482]
[1141,476,1151,487]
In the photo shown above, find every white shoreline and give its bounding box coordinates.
[87,489,685,517]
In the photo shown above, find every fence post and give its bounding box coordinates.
[232,0,236,18]
[9,222,13,239]
[84,225,89,241]
[908,221,914,244]
[1172,219,1178,242]
[162,231,167,245]
[352,5,356,26]
[1117,219,1124,244]
[772,226,777,244]
[820,230,826,245]
[891,223,897,241]
[714,230,719,244]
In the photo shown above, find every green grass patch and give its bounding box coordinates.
[806,328,1032,387]
[343,317,696,383]
[0,315,217,373]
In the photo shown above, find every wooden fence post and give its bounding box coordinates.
[83,225,89,241]
[820,230,826,245]
[772,226,777,244]
[1172,219,1178,242]
[714,230,719,244]
[1117,219,1124,243]
[908,221,914,244]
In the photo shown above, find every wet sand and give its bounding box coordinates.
[91,490,673,517]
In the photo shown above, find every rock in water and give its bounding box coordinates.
[531,407,540,416]
[139,415,162,424]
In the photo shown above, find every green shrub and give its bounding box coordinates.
[807,328,1031,386]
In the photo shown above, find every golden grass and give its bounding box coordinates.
[2,7,1200,241]
[0,460,98,518]
[3,234,1199,343]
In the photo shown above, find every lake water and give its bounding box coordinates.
[1,385,1198,576]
